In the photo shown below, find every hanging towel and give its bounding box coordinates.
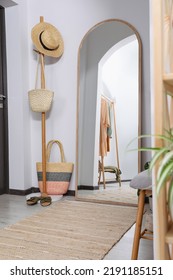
[107,103,113,138]
[99,98,110,157]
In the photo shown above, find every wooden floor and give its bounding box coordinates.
[0,194,153,260]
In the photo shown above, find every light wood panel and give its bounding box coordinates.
[152,0,173,259]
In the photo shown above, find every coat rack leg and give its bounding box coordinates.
[101,156,106,189]
[113,102,121,186]
[40,49,47,196]
[42,111,47,196]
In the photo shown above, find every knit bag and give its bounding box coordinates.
[28,55,54,112]
[36,140,74,195]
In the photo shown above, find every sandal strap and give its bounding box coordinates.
[40,197,52,207]
[27,197,38,201]
[26,196,41,205]
[41,197,51,202]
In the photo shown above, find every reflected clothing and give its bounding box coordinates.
[107,103,113,151]
[99,98,110,157]
[107,103,113,137]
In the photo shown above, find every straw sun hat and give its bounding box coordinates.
[31,21,64,58]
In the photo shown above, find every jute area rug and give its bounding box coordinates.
[0,200,137,260]
[78,183,138,205]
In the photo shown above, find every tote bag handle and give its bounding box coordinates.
[46,140,65,163]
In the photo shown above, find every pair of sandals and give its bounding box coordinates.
[26,196,52,207]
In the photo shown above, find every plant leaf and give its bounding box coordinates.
[138,147,161,151]
[128,133,173,147]
[126,134,154,149]
[168,180,173,219]
[149,147,170,172]
[128,147,161,153]
[150,134,173,143]
[157,150,173,180]
[127,133,173,155]
[156,161,173,195]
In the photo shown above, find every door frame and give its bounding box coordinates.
[0,6,9,194]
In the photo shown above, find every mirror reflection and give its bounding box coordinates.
[76,20,141,206]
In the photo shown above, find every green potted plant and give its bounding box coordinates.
[137,130,173,220]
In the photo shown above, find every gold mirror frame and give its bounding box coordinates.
[75,19,142,206]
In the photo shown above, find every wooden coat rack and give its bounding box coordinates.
[29,16,64,206]
[99,95,121,189]
[40,16,47,197]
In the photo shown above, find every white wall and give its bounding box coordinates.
[2,0,150,191]
[101,37,138,180]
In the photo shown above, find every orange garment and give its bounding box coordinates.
[99,98,110,157]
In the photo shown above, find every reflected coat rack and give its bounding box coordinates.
[99,94,121,189]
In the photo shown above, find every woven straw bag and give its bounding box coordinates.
[28,55,54,112]
[28,89,53,112]
[36,140,74,195]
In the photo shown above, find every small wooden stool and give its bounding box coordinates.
[130,170,153,260]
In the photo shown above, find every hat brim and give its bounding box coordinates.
[31,22,64,58]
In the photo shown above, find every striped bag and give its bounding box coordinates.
[36,140,74,195]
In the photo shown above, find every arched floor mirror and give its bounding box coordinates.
[76,19,142,206]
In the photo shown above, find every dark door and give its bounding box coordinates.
[0,6,9,194]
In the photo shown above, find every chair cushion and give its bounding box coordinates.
[104,166,121,175]
[130,170,152,190]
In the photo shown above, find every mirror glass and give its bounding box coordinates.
[76,20,141,206]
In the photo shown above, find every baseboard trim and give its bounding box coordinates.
[8,187,40,196]
[78,185,99,190]
[99,179,131,184]
[8,187,75,196]
[66,190,75,196]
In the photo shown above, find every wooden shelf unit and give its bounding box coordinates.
[163,73,173,84]
[165,224,173,245]
[152,0,173,259]
[163,74,173,96]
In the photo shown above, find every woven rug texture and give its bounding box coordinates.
[0,200,136,260]
[78,183,138,205]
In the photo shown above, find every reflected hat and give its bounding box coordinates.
[31,21,64,58]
